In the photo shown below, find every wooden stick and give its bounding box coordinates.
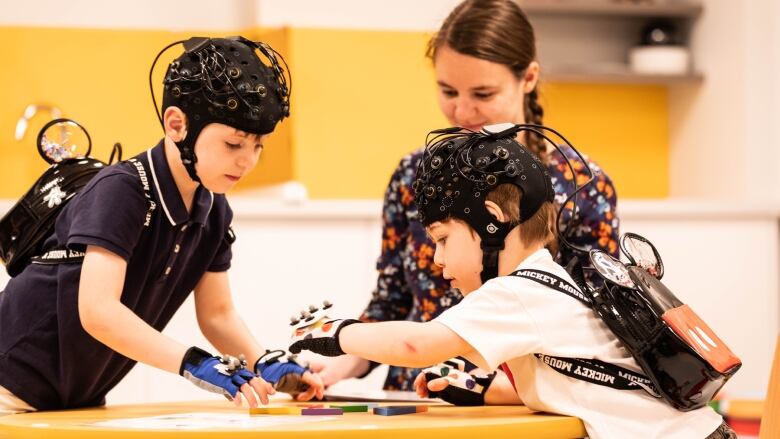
[759,334,780,439]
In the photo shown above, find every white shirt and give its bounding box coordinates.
[435,249,722,439]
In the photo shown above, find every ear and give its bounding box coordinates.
[522,61,540,94]
[484,200,507,222]
[163,106,188,142]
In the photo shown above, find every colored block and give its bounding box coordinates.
[249,407,302,415]
[330,404,370,412]
[301,407,343,416]
[373,405,428,416]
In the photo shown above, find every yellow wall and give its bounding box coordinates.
[279,28,449,199]
[1,26,667,200]
[542,83,668,199]
[0,26,227,190]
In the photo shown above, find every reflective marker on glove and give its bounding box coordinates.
[180,346,257,400]
[255,349,309,394]
[422,360,496,406]
[289,318,361,356]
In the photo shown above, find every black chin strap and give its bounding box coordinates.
[480,244,502,283]
[477,219,511,284]
[176,140,201,184]
[173,121,202,184]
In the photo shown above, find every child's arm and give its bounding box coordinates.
[194,271,324,400]
[193,271,263,365]
[78,246,189,373]
[78,246,271,405]
[290,286,538,376]
[484,371,524,405]
[334,320,475,368]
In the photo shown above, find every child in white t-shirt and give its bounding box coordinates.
[289,126,734,439]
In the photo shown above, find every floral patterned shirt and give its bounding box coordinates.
[359,147,620,391]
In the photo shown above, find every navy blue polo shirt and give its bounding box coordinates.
[0,140,233,410]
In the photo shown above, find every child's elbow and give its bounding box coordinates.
[78,297,110,336]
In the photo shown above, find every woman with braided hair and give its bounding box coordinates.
[313,0,620,391]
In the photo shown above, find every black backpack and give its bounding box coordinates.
[514,232,742,411]
[0,119,123,276]
[462,122,741,412]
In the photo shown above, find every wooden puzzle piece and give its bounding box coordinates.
[248,406,303,415]
[373,405,428,416]
[301,407,343,416]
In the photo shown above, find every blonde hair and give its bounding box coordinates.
[486,183,558,255]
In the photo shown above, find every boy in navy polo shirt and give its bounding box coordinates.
[0,36,323,413]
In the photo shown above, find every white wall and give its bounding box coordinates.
[255,0,460,31]
[0,0,460,32]
[0,0,255,30]
[669,0,780,201]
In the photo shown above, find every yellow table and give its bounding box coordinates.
[0,401,586,438]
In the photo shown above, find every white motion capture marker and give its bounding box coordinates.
[290,300,333,330]
[481,122,516,135]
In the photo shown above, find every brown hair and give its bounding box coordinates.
[486,184,558,256]
[426,0,547,162]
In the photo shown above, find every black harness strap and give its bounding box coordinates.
[533,354,660,396]
[30,159,155,265]
[511,269,661,399]
[30,248,86,265]
[512,269,592,305]
[127,158,157,228]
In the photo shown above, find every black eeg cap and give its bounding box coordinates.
[156,36,291,183]
[413,123,555,283]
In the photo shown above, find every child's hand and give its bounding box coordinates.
[289,319,361,357]
[254,350,325,401]
[309,355,371,387]
[415,360,496,406]
[414,371,452,398]
[179,346,275,407]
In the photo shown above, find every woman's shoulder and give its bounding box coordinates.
[388,148,425,184]
[546,147,616,191]
[396,148,424,171]
[547,147,609,177]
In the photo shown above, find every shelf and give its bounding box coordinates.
[544,64,703,85]
[519,0,703,19]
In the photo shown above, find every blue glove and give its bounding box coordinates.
[255,349,310,395]
[422,359,496,406]
[289,318,361,357]
[179,346,257,400]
